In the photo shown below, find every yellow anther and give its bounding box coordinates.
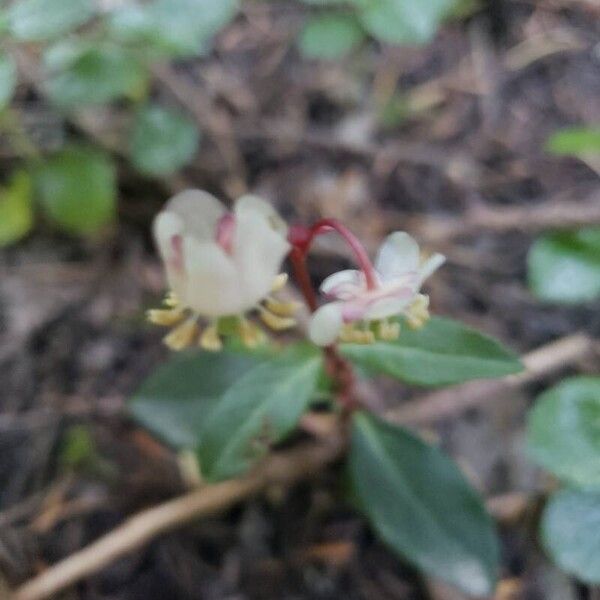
[163,317,198,350]
[356,329,376,344]
[339,323,357,343]
[406,294,430,330]
[264,297,300,317]
[147,307,185,326]
[164,291,179,308]
[259,307,296,331]
[239,319,265,348]
[378,319,400,341]
[199,324,223,352]
[271,273,289,293]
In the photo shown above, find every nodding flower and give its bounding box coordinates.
[148,190,297,351]
[308,232,445,346]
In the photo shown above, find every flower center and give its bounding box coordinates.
[215,213,236,255]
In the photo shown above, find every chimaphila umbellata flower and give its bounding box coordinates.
[308,232,445,346]
[148,190,296,351]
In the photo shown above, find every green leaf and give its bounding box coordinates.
[0,51,16,110]
[299,14,365,59]
[528,228,600,304]
[35,146,116,235]
[45,44,147,108]
[341,316,522,386]
[350,0,455,44]
[527,377,600,488]
[546,126,600,157]
[542,488,600,584]
[130,105,200,176]
[349,412,499,595]
[108,0,239,57]
[0,170,34,247]
[8,0,94,41]
[130,350,263,449]
[198,344,324,481]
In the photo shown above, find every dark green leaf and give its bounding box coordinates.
[351,0,455,44]
[130,350,263,449]
[349,412,499,595]
[542,488,600,584]
[8,0,94,41]
[341,316,522,386]
[546,126,600,157]
[35,146,116,235]
[130,105,200,176]
[0,170,34,247]
[528,228,600,304]
[198,344,324,481]
[0,51,16,109]
[45,44,147,107]
[299,14,365,59]
[527,377,600,488]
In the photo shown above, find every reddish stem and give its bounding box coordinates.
[289,246,318,312]
[300,219,378,291]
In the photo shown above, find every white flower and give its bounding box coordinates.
[308,232,445,346]
[149,190,294,350]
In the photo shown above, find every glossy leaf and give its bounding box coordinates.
[35,147,116,235]
[130,105,200,176]
[351,0,455,44]
[542,488,600,584]
[299,14,365,59]
[528,228,600,304]
[0,171,34,247]
[0,51,16,110]
[341,316,522,386]
[45,44,147,108]
[8,0,94,41]
[198,344,323,481]
[130,350,263,449]
[349,412,499,595]
[546,126,600,157]
[108,0,238,57]
[527,377,600,488]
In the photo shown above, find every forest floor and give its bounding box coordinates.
[1,1,600,598]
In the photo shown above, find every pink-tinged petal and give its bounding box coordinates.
[235,194,287,235]
[164,189,226,242]
[182,237,244,317]
[320,270,364,300]
[375,231,420,281]
[362,294,413,320]
[419,253,445,285]
[309,302,344,346]
[153,211,186,293]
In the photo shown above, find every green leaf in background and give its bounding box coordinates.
[528,228,600,304]
[527,377,600,488]
[0,51,16,110]
[0,170,34,247]
[299,14,365,59]
[8,0,94,41]
[341,316,522,386]
[546,126,600,157]
[349,412,499,595]
[45,44,147,108]
[130,105,200,176]
[542,488,600,584]
[198,344,324,481]
[130,350,263,449]
[108,0,239,57]
[35,146,116,235]
[350,0,455,44]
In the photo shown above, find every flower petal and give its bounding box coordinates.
[320,269,364,300]
[164,189,226,242]
[233,206,290,306]
[375,231,420,281]
[309,303,344,346]
[362,294,413,321]
[235,194,288,235]
[419,253,445,285]
[182,237,245,317]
